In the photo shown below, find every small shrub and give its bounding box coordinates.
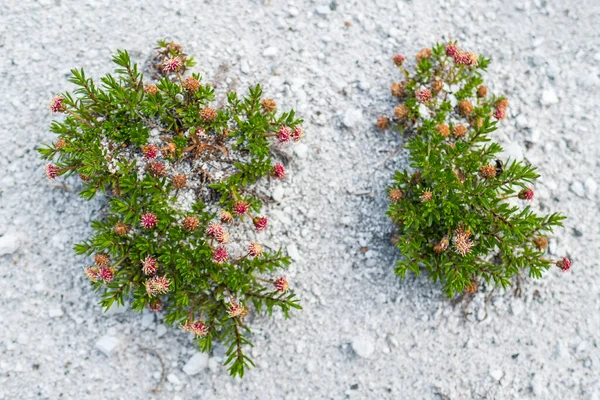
[40,41,304,377]
[379,42,570,297]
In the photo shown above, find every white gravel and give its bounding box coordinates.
[1,0,599,399]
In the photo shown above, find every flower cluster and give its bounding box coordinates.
[380,42,569,297]
[39,40,303,378]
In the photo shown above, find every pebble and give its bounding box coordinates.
[272,186,285,202]
[541,86,559,105]
[263,47,278,58]
[584,177,597,199]
[0,233,21,256]
[570,181,585,198]
[315,6,330,16]
[510,300,524,316]
[167,373,181,385]
[352,335,375,359]
[156,325,167,337]
[294,143,309,159]
[182,352,209,376]
[499,142,524,161]
[490,369,503,381]
[341,109,363,129]
[95,335,119,356]
[287,244,301,261]
[48,307,64,318]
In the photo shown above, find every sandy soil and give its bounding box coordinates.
[1,0,599,399]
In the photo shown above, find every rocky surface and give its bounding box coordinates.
[0,0,599,399]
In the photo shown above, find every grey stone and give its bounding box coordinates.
[182,352,209,376]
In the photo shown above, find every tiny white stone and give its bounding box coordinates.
[499,142,524,161]
[48,307,64,318]
[167,373,181,385]
[352,335,375,359]
[570,181,585,198]
[541,86,559,105]
[584,177,597,199]
[315,6,330,15]
[510,300,524,316]
[263,47,278,58]
[182,352,209,376]
[95,335,119,356]
[342,109,363,129]
[294,143,309,159]
[490,369,503,381]
[0,233,21,256]
[156,325,167,337]
[287,244,301,261]
[273,186,285,202]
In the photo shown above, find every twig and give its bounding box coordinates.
[139,345,167,393]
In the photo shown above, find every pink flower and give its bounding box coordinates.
[99,267,114,282]
[182,320,209,336]
[274,276,289,293]
[415,88,432,103]
[206,223,224,237]
[557,257,571,272]
[220,210,233,224]
[45,164,60,180]
[518,188,534,201]
[145,275,170,297]
[213,246,228,263]
[143,144,158,159]
[233,201,249,215]
[493,107,506,120]
[142,256,157,276]
[420,190,433,202]
[141,213,158,229]
[227,303,245,318]
[393,54,405,66]
[84,266,100,282]
[49,96,66,113]
[272,163,286,180]
[457,51,478,66]
[149,161,166,177]
[452,230,474,257]
[291,126,303,142]
[248,242,263,257]
[277,126,292,143]
[253,216,268,232]
[445,44,459,58]
[163,57,182,73]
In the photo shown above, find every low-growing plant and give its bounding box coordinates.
[39,40,304,377]
[378,42,571,297]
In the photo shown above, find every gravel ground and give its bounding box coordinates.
[1,0,599,399]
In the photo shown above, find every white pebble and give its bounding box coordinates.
[584,177,597,199]
[95,335,120,356]
[0,233,21,256]
[570,181,585,198]
[352,335,375,359]
[263,47,278,58]
[341,109,363,129]
[182,352,209,376]
[167,373,181,385]
[272,186,285,202]
[541,86,559,106]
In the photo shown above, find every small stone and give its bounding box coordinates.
[141,313,154,328]
[490,369,503,381]
[263,47,278,58]
[315,6,330,15]
[584,177,597,199]
[499,142,524,161]
[541,86,559,106]
[294,143,309,159]
[167,373,181,385]
[0,233,21,256]
[570,181,585,198]
[341,109,363,129]
[156,325,167,337]
[48,307,64,318]
[182,352,209,376]
[272,186,285,202]
[510,300,524,316]
[351,335,375,359]
[95,335,119,356]
[287,244,301,261]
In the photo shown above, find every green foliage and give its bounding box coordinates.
[384,42,567,297]
[39,41,304,377]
